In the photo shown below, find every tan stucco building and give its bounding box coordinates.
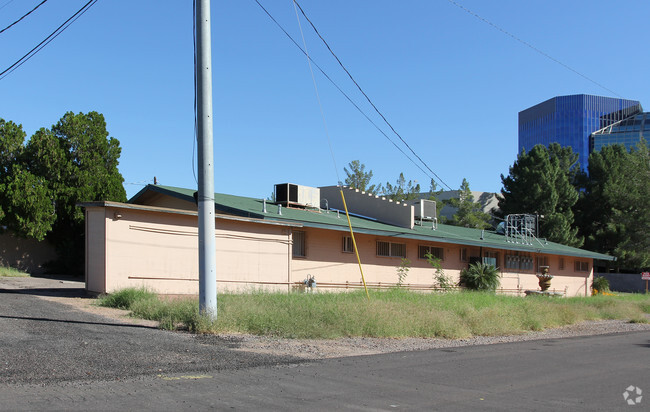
[80,184,613,296]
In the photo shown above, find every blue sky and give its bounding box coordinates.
[1,0,648,200]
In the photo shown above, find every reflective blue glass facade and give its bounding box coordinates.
[518,94,642,169]
[591,112,650,152]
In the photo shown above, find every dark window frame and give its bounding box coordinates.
[292,230,306,258]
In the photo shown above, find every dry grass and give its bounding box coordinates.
[96,288,650,339]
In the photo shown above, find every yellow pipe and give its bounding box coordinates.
[339,187,370,300]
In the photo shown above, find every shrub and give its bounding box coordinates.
[460,262,500,291]
[425,252,454,290]
[97,287,157,310]
[592,276,610,294]
[396,258,410,287]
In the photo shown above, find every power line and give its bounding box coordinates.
[0,0,16,12]
[292,0,340,185]
[0,0,49,36]
[253,0,436,184]
[253,0,452,190]
[446,0,622,98]
[292,0,452,191]
[0,0,98,80]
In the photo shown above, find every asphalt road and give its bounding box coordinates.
[1,281,648,411]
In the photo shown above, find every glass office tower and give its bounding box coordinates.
[591,112,650,153]
[518,94,642,169]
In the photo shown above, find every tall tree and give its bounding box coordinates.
[574,144,629,262]
[382,172,420,202]
[445,178,491,229]
[499,144,583,247]
[0,119,24,224]
[602,140,650,269]
[548,142,581,185]
[0,120,55,239]
[1,112,127,274]
[343,160,378,194]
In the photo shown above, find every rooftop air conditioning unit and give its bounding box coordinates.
[413,199,437,221]
[274,183,320,208]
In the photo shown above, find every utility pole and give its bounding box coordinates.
[196,0,217,318]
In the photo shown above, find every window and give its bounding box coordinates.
[559,257,565,270]
[460,248,468,262]
[483,251,499,268]
[505,253,533,271]
[342,236,353,253]
[505,254,520,270]
[419,245,443,260]
[536,256,549,272]
[520,255,534,271]
[376,240,406,258]
[292,230,306,257]
[574,260,589,272]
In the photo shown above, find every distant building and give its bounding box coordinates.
[518,94,642,169]
[590,111,650,152]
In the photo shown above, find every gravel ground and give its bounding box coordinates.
[4,275,650,362]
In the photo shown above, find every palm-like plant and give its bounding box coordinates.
[460,262,500,291]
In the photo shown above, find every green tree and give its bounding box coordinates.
[604,140,650,269]
[344,160,378,194]
[0,119,25,224]
[499,144,583,247]
[1,165,55,240]
[382,172,420,202]
[1,112,127,274]
[0,120,55,240]
[548,142,581,185]
[445,178,491,229]
[575,144,629,263]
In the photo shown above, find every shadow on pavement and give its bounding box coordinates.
[0,287,88,298]
[0,313,158,330]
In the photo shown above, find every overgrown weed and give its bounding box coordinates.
[95,288,650,338]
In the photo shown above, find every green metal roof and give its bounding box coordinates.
[130,184,614,261]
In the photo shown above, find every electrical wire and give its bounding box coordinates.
[0,0,49,35]
[0,0,16,12]
[292,0,452,191]
[291,0,340,185]
[292,1,369,299]
[0,0,98,80]
[446,0,622,98]
[253,0,448,189]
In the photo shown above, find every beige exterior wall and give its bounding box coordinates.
[84,203,595,297]
[85,204,292,294]
[85,208,107,292]
[291,228,466,287]
[292,227,593,296]
[497,253,592,297]
[0,232,57,275]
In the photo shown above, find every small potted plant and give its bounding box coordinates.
[536,266,553,291]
